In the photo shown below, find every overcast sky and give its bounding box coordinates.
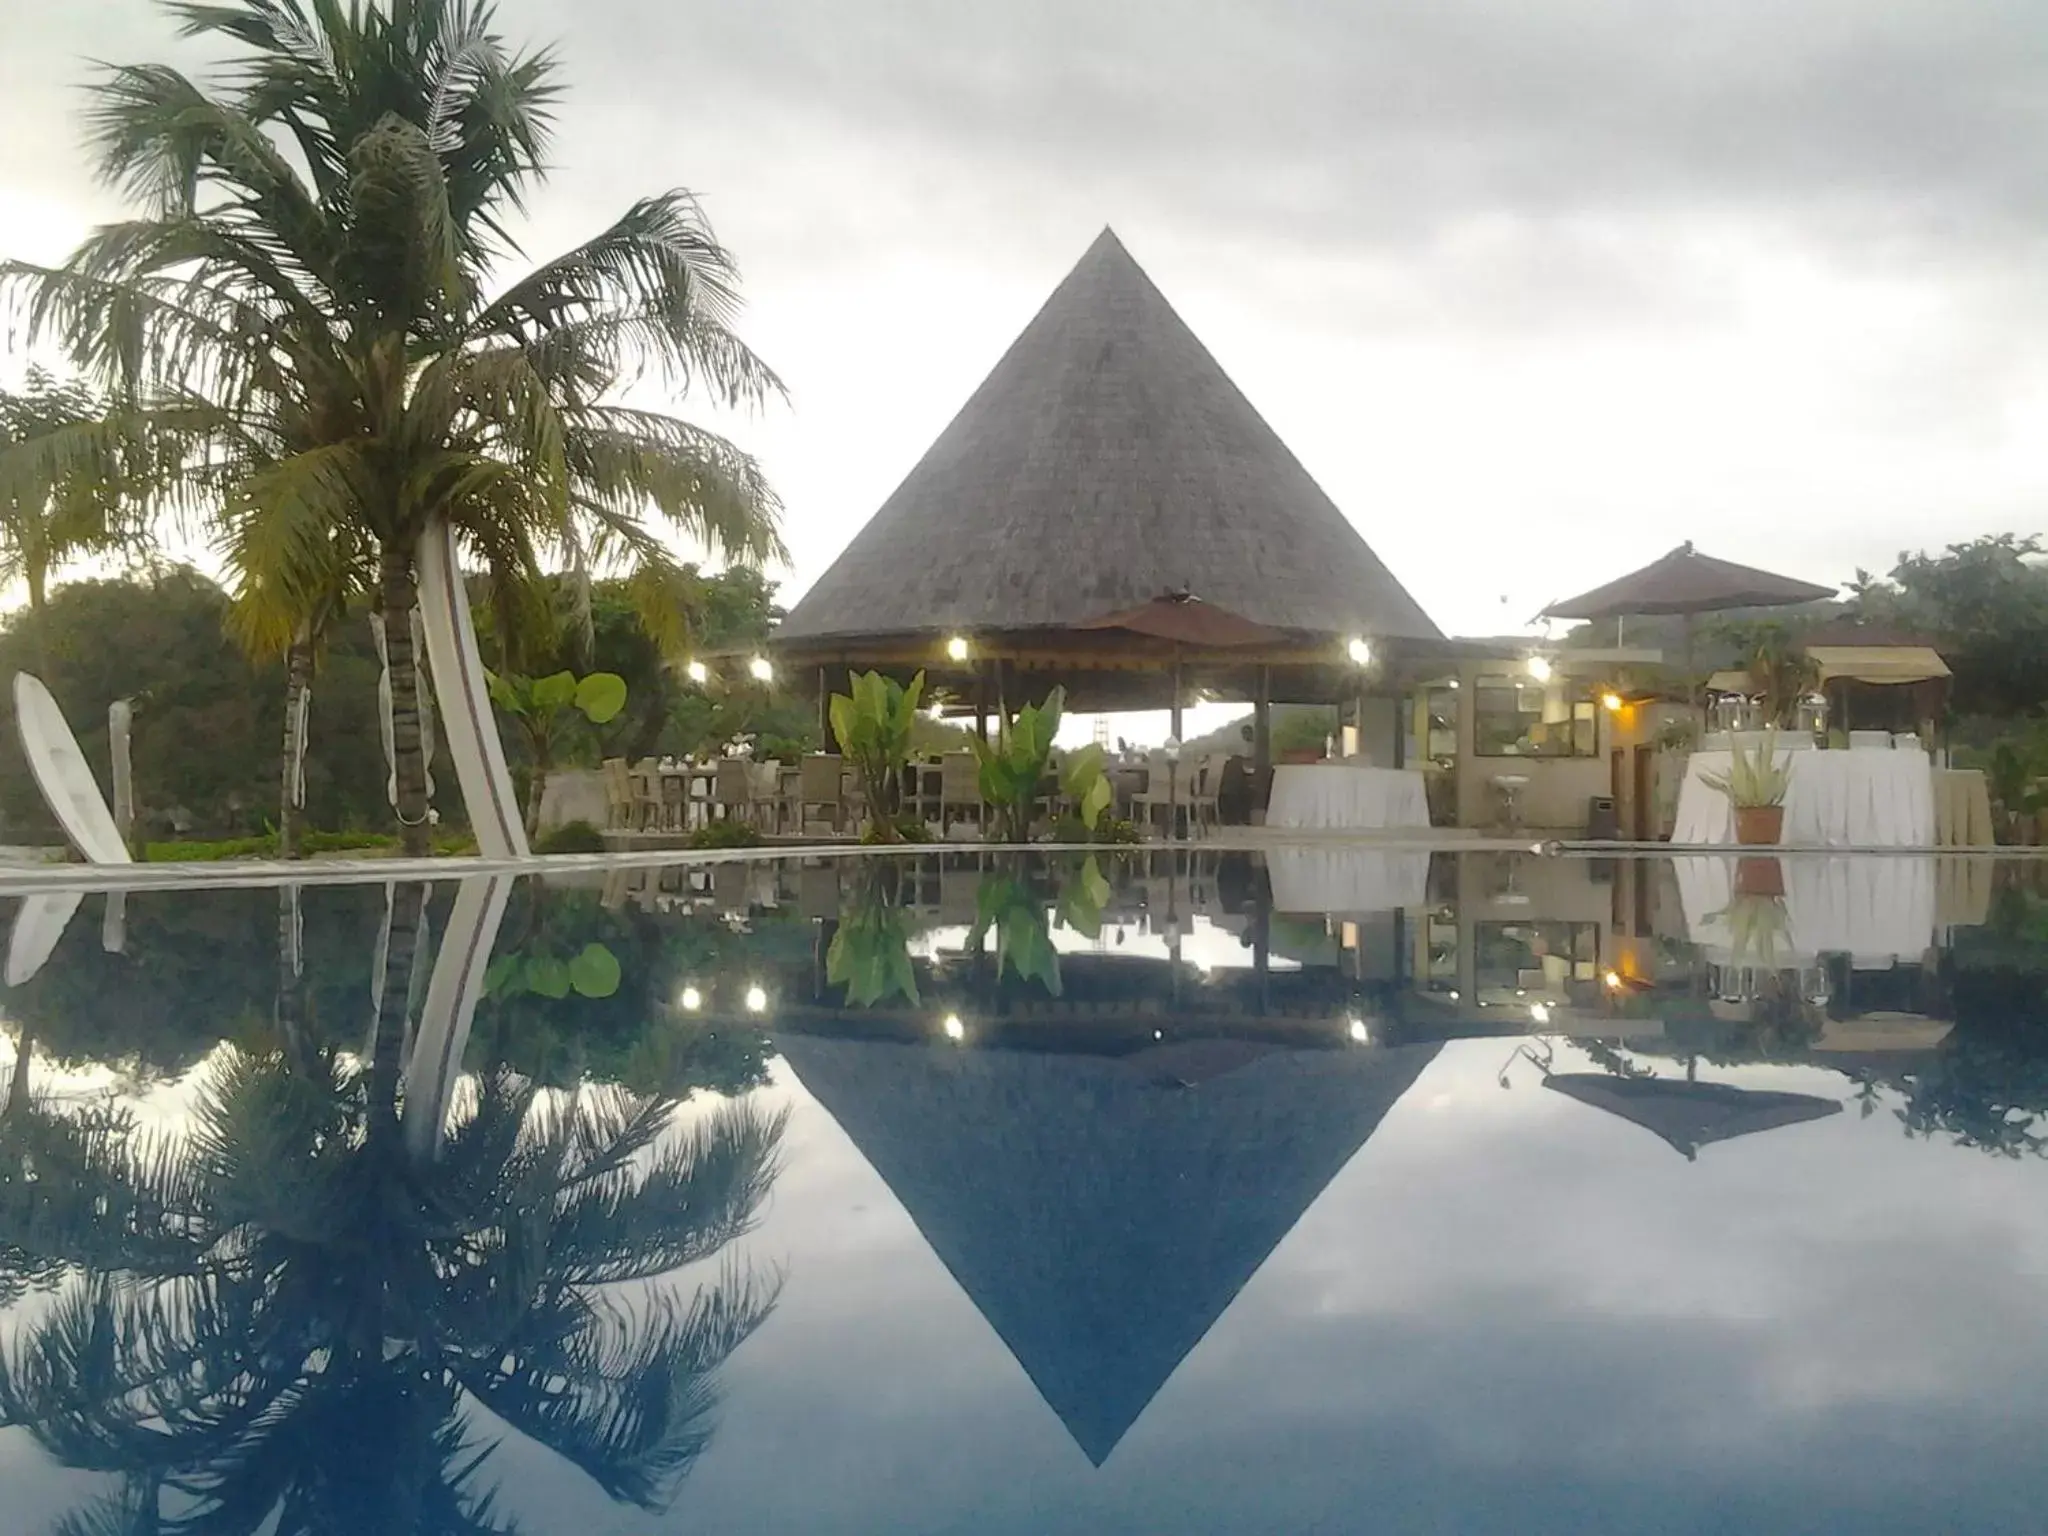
[6,0,2048,640]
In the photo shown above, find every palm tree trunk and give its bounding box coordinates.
[379,540,433,857]
[25,559,51,681]
[5,1025,34,1122]
[279,633,314,859]
[369,881,427,1142]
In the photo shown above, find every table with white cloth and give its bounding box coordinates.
[1674,855,1937,967]
[1266,848,1431,914]
[1671,748,1935,848]
[1266,764,1431,832]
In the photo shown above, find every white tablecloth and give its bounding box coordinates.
[1672,749,1935,848]
[1674,855,1937,965]
[1266,849,1431,914]
[1267,765,1431,831]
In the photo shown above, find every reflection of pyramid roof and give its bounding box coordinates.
[776,1034,1440,1463]
[775,229,1442,645]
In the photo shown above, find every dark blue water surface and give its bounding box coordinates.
[2,849,2045,1534]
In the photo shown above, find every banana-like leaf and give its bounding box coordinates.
[567,943,622,999]
[531,670,578,710]
[574,671,627,723]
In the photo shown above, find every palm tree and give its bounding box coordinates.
[0,368,152,678]
[0,1028,788,1531]
[7,0,785,854]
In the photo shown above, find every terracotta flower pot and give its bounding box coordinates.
[1735,855,1785,898]
[1733,805,1784,846]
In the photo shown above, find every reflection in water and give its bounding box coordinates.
[0,877,787,1535]
[0,850,2045,1530]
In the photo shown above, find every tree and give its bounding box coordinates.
[1849,534,2048,717]
[9,0,784,855]
[0,368,150,677]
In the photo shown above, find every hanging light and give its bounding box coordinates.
[678,985,703,1012]
[685,660,709,685]
[744,984,768,1013]
[1603,969,1624,991]
[1526,655,1554,683]
[1600,690,1624,713]
[945,635,971,663]
[748,656,774,684]
[1346,636,1373,667]
[1347,1017,1371,1044]
[942,1013,965,1042]
[1529,1001,1553,1025]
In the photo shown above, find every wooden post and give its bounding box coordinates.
[108,699,135,853]
[1170,647,1184,744]
[1253,666,1272,774]
[816,667,832,751]
[975,662,990,742]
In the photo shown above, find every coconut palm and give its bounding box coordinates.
[0,1032,788,1532]
[0,369,156,678]
[6,0,785,853]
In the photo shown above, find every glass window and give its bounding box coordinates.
[1473,676,1598,758]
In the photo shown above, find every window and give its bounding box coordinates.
[1473,676,1598,757]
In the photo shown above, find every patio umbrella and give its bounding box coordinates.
[1541,542,1838,697]
[1543,1072,1841,1161]
[1078,592,1286,742]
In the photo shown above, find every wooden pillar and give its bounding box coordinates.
[816,667,833,751]
[975,663,990,742]
[1391,689,1406,769]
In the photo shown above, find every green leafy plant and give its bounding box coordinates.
[488,670,629,836]
[1699,730,1792,808]
[1054,856,1114,939]
[535,819,607,854]
[1049,812,1143,845]
[1986,739,2048,845]
[687,820,765,850]
[1707,894,1794,971]
[861,812,934,845]
[969,870,1062,994]
[971,686,1066,843]
[485,940,622,1001]
[1061,743,1113,833]
[829,670,925,842]
[826,872,921,1007]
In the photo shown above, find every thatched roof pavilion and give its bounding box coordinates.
[773,229,1445,732]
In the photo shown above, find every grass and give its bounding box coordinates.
[142,828,481,861]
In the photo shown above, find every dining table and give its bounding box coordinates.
[1672,745,1936,848]
[1265,763,1432,832]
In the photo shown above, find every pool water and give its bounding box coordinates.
[1,848,2044,1534]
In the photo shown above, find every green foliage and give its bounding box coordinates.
[1061,742,1113,832]
[1709,619,1820,726]
[489,668,630,835]
[485,941,622,1001]
[826,874,921,1007]
[968,870,1062,995]
[1049,813,1143,845]
[1849,534,2048,716]
[535,819,607,854]
[829,670,924,842]
[687,820,765,850]
[1699,731,1792,807]
[144,828,394,861]
[971,686,1065,843]
[861,813,934,845]
[1054,856,1114,940]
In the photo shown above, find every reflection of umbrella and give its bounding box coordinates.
[1544,1073,1841,1160]
[1116,1037,1289,1087]
[1542,542,1837,695]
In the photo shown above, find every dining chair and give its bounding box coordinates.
[713,759,754,824]
[629,757,662,830]
[749,759,790,833]
[798,753,847,835]
[600,757,635,831]
[938,751,984,839]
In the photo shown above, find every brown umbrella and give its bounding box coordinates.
[1542,542,1837,696]
[1077,592,1287,648]
[1543,1073,1841,1161]
[1078,592,1286,744]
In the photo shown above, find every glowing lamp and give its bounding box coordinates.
[678,985,703,1012]
[942,1014,965,1041]
[1529,1001,1553,1025]
[747,656,773,684]
[1346,636,1373,667]
[685,659,709,685]
[1348,1018,1371,1044]
[945,635,970,662]
[1600,691,1624,713]
[1526,655,1554,683]
[743,984,767,1013]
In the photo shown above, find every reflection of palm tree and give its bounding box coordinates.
[0,1009,786,1531]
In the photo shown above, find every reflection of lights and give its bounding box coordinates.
[1153,1028,1164,1041]
[1346,636,1373,667]
[1526,655,1553,682]
[1529,1001,1553,1025]
[1447,679,1460,689]
[945,635,970,662]
[1348,1017,1371,1044]
[747,656,773,683]
[1604,969,1624,991]
[744,985,767,1013]
[678,985,703,1012]
[685,659,709,685]
[1600,691,1624,713]
[943,1013,965,1041]
[1448,989,1461,1001]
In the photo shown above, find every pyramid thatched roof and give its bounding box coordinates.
[777,229,1442,649]
[776,1033,1440,1463]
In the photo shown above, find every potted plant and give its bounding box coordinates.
[1700,729,1792,845]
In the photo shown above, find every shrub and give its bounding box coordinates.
[688,820,764,850]
[535,820,608,854]
[1049,813,1143,845]
[862,813,934,845]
